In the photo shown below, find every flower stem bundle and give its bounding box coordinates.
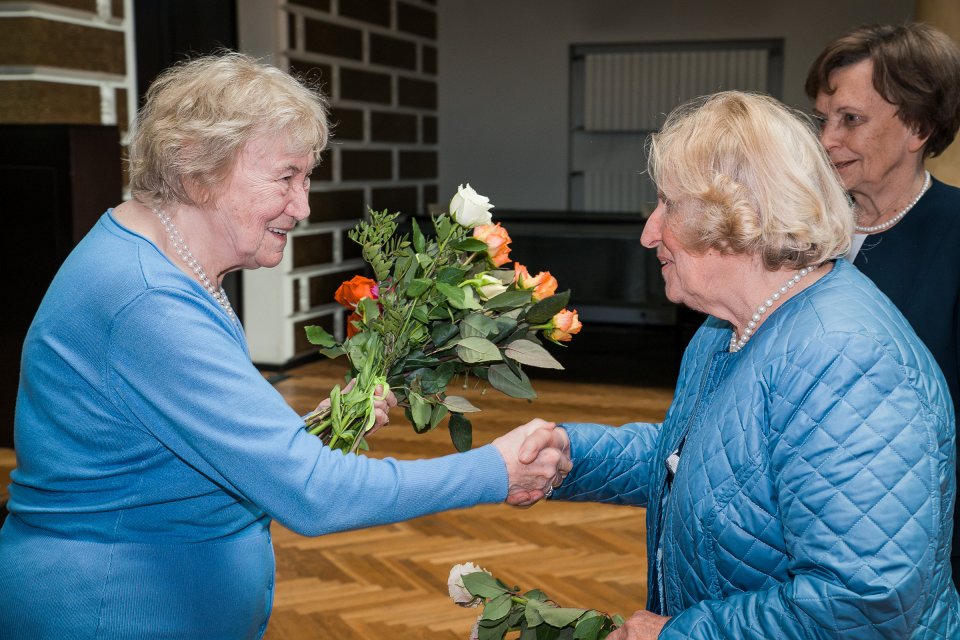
[304,185,582,454]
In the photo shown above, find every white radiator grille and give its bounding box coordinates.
[584,49,770,131]
[579,47,772,213]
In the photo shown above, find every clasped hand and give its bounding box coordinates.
[493,418,572,507]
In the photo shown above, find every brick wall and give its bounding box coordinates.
[243,0,439,364]
[0,2,134,135]
[285,0,438,223]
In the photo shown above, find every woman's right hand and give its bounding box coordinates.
[492,419,572,506]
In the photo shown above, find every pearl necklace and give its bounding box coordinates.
[855,171,930,233]
[729,266,815,353]
[152,207,237,321]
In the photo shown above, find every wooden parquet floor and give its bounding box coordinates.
[265,360,672,639]
[0,359,674,639]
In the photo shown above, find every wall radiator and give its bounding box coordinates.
[581,48,770,213]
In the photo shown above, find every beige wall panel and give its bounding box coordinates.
[0,81,101,124]
[0,18,125,74]
[917,0,960,185]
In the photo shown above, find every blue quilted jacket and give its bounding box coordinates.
[556,260,960,638]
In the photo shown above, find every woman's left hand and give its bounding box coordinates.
[313,380,398,435]
[606,610,669,639]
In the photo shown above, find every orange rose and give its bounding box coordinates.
[548,309,582,342]
[473,223,512,267]
[346,311,363,338]
[513,262,558,302]
[335,275,378,309]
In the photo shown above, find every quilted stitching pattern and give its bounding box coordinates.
[558,261,960,638]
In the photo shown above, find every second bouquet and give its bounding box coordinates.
[304,184,582,454]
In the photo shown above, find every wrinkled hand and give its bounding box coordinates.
[314,380,398,435]
[606,610,669,640]
[493,418,572,507]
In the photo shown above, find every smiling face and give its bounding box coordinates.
[813,59,925,200]
[207,135,313,273]
[640,196,743,318]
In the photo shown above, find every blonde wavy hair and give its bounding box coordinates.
[129,51,329,206]
[647,91,853,270]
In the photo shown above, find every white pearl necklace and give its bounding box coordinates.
[152,207,237,321]
[729,266,815,353]
[854,171,930,233]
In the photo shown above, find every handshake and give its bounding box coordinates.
[492,419,571,507]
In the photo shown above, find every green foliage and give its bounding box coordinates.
[455,567,621,640]
[303,196,580,452]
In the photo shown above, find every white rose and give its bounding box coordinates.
[448,562,487,607]
[476,274,508,300]
[450,184,494,228]
[470,615,481,640]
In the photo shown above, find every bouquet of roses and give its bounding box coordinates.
[448,562,623,640]
[303,184,582,454]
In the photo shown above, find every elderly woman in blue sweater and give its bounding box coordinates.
[0,52,568,638]
[540,91,959,638]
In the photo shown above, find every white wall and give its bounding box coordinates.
[438,0,914,210]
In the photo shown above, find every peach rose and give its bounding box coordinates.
[473,223,512,267]
[548,309,582,342]
[334,275,378,309]
[513,263,558,302]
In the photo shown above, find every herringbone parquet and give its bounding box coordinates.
[0,359,673,639]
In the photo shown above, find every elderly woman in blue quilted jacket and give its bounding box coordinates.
[541,91,960,638]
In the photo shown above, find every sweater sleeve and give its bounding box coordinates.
[551,421,661,506]
[106,287,507,536]
[661,331,947,639]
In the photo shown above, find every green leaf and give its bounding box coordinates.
[406,278,433,298]
[319,345,346,360]
[452,237,490,252]
[412,217,425,253]
[572,614,605,639]
[456,337,503,363]
[428,403,449,429]
[485,289,533,311]
[358,297,381,321]
[437,266,470,284]
[462,572,509,599]
[523,589,548,602]
[482,593,513,621]
[504,339,564,369]
[540,608,588,628]
[461,313,500,339]
[431,322,460,347]
[478,618,510,640]
[409,305,429,325]
[304,325,338,347]
[611,614,625,627]
[524,290,571,325]
[408,391,432,432]
[488,364,537,399]
[436,282,466,307]
[492,317,519,343]
[448,413,472,451]
[442,395,481,413]
[525,600,545,627]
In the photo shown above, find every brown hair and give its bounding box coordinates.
[805,22,960,158]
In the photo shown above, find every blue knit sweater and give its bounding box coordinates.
[0,210,507,638]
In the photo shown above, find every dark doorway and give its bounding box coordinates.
[133,0,243,310]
